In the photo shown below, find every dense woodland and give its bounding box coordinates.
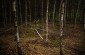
[0,0,85,55]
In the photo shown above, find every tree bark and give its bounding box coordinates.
[25,0,28,26]
[46,0,49,41]
[13,1,22,55]
[10,0,12,25]
[29,0,31,27]
[59,0,65,55]
[42,0,44,32]
[19,0,22,25]
[53,0,56,28]
[75,0,81,28]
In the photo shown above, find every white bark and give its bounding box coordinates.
[35,29,43,39]
[13,0,19,42]
[13,1,22,55]
[59,1,65,55]
[46,0,49,41]
[60,1,64,37]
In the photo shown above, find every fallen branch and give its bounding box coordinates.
[35,29,43,39]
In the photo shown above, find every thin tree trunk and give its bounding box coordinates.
[10,0,11,25]
[84,16,85,30]
[53,0,56,28]
[25,0,28,26]
[59,0,65,55]
[4,0,7,27]
[2,0,5,27]
[75,0,81,28]
[29,0,31,26]
[19,0,22,25]
[42,0,44,32]
[35,0,37,28]
[46,0,49,41]
[13,1,22,55]
[35,0,36,19]
[64,0,67,24]
[60,1,64,38]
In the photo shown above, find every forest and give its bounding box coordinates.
[0,0,85,55]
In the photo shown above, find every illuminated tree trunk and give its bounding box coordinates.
[53,0,56,28]
[59,0,65,55]
[46,0,49,41]
[60,1,64,39]
[13,1,22,55]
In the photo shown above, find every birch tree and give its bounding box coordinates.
[59,0,65,55]
[46,0,49,41]
[13,0,22,55]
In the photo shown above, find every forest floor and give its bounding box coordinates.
[0,23,85,55]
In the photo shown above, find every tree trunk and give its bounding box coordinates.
[64,0,67,24]
[10,0,12,25]
[4,0,7,27]
[46,0,49,41]
[2,0,5,27]
[53,0,56,28]
[25,0,28,26]
[42,0,44,32]
[19,0,22,25]
[35,0,37,28]
[75,0,81,28]
[29,0,31,26]
[13,1,22,55]
[59,0,65,55]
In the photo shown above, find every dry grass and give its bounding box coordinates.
[0,23,84,55]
